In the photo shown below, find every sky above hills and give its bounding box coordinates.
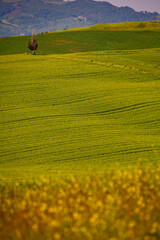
[100,0,160,13]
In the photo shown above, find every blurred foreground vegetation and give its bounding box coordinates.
[0,166,160,240]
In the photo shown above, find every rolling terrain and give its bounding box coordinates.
[0,21,160,240]
[0,22,160,180]
[0,21,160,55]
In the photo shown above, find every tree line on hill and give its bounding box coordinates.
[0,0,159,37]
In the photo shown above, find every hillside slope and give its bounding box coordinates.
[0,21,160,55]
[0,23,160,180]
[0,48,160,180]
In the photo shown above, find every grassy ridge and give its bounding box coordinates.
[88,21,160,31]
[0,21,160,55]
[0,48,160,180]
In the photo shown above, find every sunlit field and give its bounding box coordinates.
[0,48,160,180]
[0,22,160,240]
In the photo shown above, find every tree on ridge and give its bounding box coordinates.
[27,33,38,55]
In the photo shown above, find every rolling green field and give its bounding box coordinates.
[0,21,160,55]
[0,21,160,181]
[0,48,160,180]
[0,22,160,240]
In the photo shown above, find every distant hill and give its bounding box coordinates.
[0,21,160,55]
[0,0,159,37]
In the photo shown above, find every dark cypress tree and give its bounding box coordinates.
[28,34,38,55]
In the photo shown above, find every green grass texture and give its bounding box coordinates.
[0,22,160,180]
[0,47,160,180]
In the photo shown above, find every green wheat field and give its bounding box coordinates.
[0,21,160,239]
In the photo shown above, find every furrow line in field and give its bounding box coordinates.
[2,145,159,164]
[126,119,160,125]
[91,101,160,115]
[51,95,102,106]
[56,55,160,74]
[52,146,160,163]
[0,100,159,125]
[45,71,108,79]
[0,142,113,159]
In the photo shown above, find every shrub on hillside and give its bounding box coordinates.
[27,34,38,55]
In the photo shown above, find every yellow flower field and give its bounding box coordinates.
[0,167,160,240]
